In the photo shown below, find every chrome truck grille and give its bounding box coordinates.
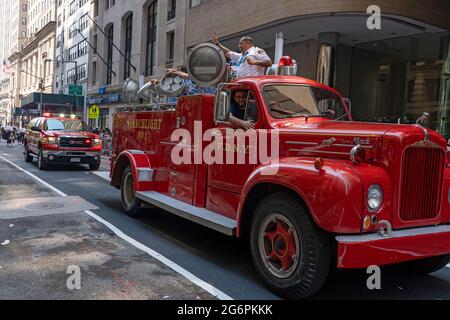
[59,137,91,148]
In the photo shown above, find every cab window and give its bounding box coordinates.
[229,90,259,123]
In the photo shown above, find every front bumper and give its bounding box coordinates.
[336,225,450,269]
[42,150,101,165]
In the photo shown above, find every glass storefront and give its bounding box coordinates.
[348,32,450,137]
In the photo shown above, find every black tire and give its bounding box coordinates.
[37,148,47,170]
[404,255,450,274]
[24,144,33,163]
[89,163,100,171]
[250,193,330,299]
[120,166,142,217]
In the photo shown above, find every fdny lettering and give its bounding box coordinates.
[126,118,163,130]
[217,142,250,154]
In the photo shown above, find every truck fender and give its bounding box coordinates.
[111,150,153,192]
[236,157,364,236]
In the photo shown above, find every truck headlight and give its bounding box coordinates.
[367,185,383,212]
[93,139,102,146]
[42,136,57,144]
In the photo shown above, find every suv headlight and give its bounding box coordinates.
[93,138,102,146]
[367,185,383,212]
[42,136,57,144]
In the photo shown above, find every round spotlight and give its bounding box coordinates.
[159,73,186,97]
[187,43,227,88]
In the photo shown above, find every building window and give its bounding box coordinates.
[168,0,176,21]
[68,45,77,60]
[79,13,88,31]
[106,25,114,85]
[190,0,203,8]
[69,0,77,16]
[69,22,78,39]
[79,0,88,7]
[105,0,109,10]
[67,67,77,84]
[146,1,157,76]
[77,64,87,80]
[78,40,88,57]
[124,14,133,79]
[167,31,175,64]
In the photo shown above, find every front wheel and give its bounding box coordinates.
[89,163,100,171]
[24,144,33,163]
[120,166,142,217]
[404,255,450,274]
[37,148,47,170]
[250,193,331,299]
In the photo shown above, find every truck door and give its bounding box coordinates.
[208,89,261,193]
[167,96,212,205]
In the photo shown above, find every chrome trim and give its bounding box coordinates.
[350,145,363,164]
[415,125,430,143]
[376,220,392,238]
[135,191,237,236]
[290,149,349,156]
[127,150,145,155]
[42,150,101,157]
[285,141,318,146]
[321,137,337,147]
[336,225,450,243]
[137,168,154,182]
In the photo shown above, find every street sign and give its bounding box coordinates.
[89,105,100,120]
[69,84,83,96]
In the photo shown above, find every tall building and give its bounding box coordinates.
[53,0,91,96]
[0,0,28,126]
[28,0,57,38]
[86,0,187,129]
[9,0,59,124]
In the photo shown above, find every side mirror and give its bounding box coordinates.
[31,126,40,132]
[215,91,230,122]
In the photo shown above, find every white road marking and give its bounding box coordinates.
[446,264,450,269]
[0,155,233,300]
[92,171,111,182]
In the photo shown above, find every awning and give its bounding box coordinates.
[20,93,84,109]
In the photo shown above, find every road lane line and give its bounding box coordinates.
[446,264,450,269]
[0,155,233,300]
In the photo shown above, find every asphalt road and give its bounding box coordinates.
[1,141,449,300]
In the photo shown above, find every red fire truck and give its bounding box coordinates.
[109,44,450,299]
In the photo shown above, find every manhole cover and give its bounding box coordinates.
[25,202,66,211]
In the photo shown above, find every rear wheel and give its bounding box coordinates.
[121,166,142,217]
[37,148,47,170]
[250,193,330,299]
[404,255,450,274]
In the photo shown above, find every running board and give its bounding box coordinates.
[135,191,237,236]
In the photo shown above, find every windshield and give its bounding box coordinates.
[262,85,348,120]
[45,119,88,131]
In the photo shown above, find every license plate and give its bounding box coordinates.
[70,158,81,163]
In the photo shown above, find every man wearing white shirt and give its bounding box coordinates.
[212,33,272,78]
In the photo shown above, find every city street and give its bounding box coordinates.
[1,140,449,300]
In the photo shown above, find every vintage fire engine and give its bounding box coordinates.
[109,43,450,299]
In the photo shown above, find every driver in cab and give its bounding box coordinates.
[229,90,256,130]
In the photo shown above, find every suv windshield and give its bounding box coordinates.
[45,119,88,131]
[262,85,348,120]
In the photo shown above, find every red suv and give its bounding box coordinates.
[24,116,102,170]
